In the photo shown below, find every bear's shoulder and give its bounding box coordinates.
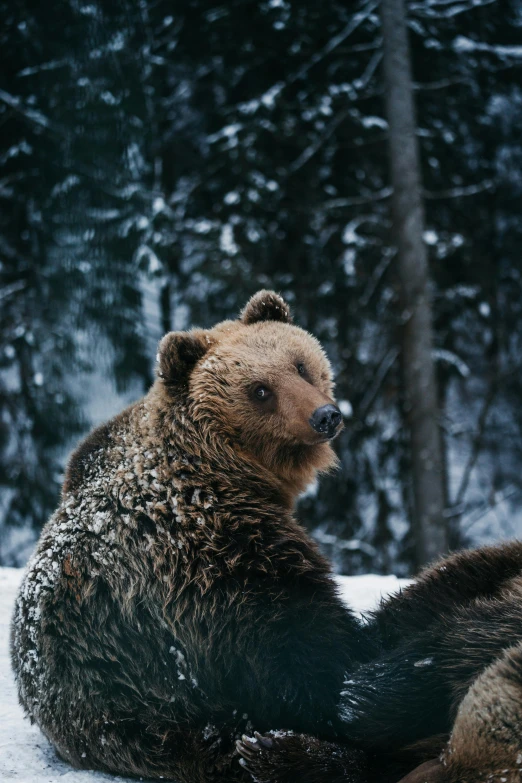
[62,404,136,496]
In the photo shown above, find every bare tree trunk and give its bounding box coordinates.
[380,0,448,567]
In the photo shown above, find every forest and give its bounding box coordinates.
[1,0,522,575]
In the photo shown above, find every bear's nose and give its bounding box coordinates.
[309,404,343,438]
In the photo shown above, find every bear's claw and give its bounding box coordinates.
[237,732,275,760]
[236,734,279,782]
[236,736,260,761]
[236,731,367,783]
[254,732,274,749]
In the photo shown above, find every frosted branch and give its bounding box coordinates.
[238,2,379,115]
[323,187,392,209]
[424,179,495,199]
[411,0,497,19]
[0,89,51,129]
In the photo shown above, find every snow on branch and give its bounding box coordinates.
[411,0,497,20]
[0,280,27,303]
[453,36,522,58]
[321,177,493,213]
[353,50,383,92]
[433,349,470,378]
[413,75,472,91]
[323,187,392,209]
[424,179,496,199]
[0,89,51,130]
[18,59,69,77]
[239,2,379,115]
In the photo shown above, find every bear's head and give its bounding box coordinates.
[156,291,343,502]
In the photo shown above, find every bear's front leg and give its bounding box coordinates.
[237,731,366,783]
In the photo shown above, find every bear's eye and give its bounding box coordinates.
[255,386,271,400]
[297,363,306,376]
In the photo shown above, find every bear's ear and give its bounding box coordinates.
[240,290,293,325]
[157,329,211,385]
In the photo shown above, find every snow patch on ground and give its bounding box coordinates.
[336,573,411,616]
[0,567,410,782]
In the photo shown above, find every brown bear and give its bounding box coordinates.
[238,541,522,783]
[10,290,371,783]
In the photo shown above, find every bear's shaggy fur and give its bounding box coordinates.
[11,291,370,783]
[240,542,522,783]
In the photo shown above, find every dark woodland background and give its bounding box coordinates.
[1,0,522,575]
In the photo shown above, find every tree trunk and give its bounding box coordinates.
[380,0,448,567]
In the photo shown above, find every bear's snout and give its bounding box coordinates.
[309,404,343,439]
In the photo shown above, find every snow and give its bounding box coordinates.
[0,567,410,782]
[453,36,522,58]
[337,399,353,418]
[219,223,239,255]
[336,573,411,615]
[432,348,471,378]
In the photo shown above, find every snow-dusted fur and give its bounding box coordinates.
[10,291,369,783]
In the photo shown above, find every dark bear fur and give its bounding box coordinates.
[11,291,372,782]
[240,542,522,783]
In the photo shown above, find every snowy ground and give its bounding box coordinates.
[0,567,410,783]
